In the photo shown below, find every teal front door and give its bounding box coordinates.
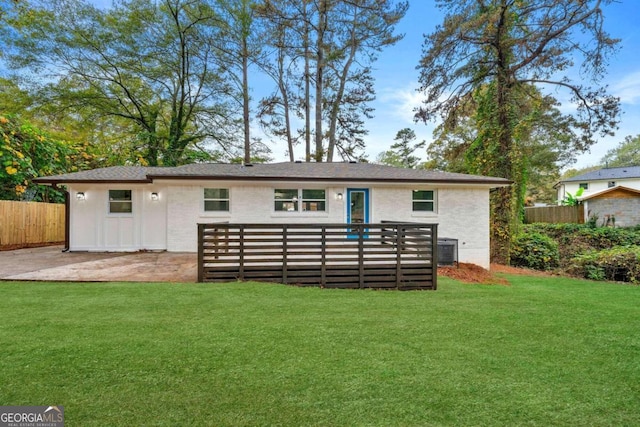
[347,189,369,236]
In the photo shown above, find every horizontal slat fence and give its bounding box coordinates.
[0,201,65,248]
[198,223,437,290]
[524,205,584,224]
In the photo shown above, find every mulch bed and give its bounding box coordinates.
[439,262,554,285]
[439,262,510,285]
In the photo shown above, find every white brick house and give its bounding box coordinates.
[36,162,510,269]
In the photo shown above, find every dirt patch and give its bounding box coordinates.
[439,263,509,285]
[490,263,555,277]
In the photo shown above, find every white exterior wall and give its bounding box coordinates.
[67,180,493,269]
[558,179,640,204]
[165,180,346,252]
[372,186,490,268]
[67,184,167,251]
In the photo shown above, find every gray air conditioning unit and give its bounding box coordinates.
[437,238,458,266]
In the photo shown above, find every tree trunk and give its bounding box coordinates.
[145,111,160,166]
[302,0,311,162]
[314,0,327,162]
[243,35,251,164]
[279,62,294,162]
[491,2,514,265]
[326,39,356,162]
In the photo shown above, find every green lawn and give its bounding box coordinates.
[0,276,638,426]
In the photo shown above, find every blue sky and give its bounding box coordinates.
[366,0,640,169]
[60,1,640,168]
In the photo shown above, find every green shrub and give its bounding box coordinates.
[523,223,640,247]
[521,224,640,268]
[567,246,640,284]
[510,232,559,271]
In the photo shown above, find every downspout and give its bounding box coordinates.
[63,189,70,252]
[53,184,70,252]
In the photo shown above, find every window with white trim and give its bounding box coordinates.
[608,181,616,188]
[579,183,589,190]
[204,188,230,211]
[109,190,132,213]
[412,190,436,212]
[301,189,326,211]
[274,189,299,211]
[274,189,326,212]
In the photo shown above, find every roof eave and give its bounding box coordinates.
[578,185,640,201]
[147,174,511,186]
[33,178,153,185]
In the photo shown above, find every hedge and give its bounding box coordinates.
[510,232,559,271]
[566,246,640,284]
[510,224,640,284]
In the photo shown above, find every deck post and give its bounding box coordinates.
[358,224,364,288]
[239,225,245,281]
[197,223,204,282]
[321,226,327,288]
[432,224,438,290]
[395,224,402,289]
[282,224,288,284]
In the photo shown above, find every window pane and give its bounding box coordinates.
[275,201,298,211]
[110,201,132,213]
[413,201,434,212]
[579,183,589,190]
[302,201,326,211]
[413,190,434,201]
[205,200,229,211]
[301,189,326,212]
[204,188,229,199]
[275,189,298,200]
[109,190,132,214]
[109,190,131,201]
[302,189,325,199]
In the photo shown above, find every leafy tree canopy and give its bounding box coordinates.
[600,134,640,167]
[376,128,425,169]
[4,0,243,166]
[0,114,96,201]
[415,0,620,263]
[425,84,584,204]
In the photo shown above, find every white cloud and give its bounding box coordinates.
[378,82,428,125]
[612,70,640,105]
[359,82,437,161]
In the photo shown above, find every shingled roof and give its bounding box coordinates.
[560,166,640,183]
[35,162,511,186]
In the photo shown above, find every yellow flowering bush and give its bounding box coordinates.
[0,114,96,201]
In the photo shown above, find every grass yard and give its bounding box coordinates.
[0,276,639,426]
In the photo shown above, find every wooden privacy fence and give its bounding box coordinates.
[524,205,584,224]
[0,200,65,247]
[198,223,438,290]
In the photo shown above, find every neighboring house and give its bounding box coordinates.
[35,162,510,269]
[555,166,640,203]
[554,166,640,226]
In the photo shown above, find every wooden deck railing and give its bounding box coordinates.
[198,223,438,290]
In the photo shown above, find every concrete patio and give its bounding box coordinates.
[0,246,197,282]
